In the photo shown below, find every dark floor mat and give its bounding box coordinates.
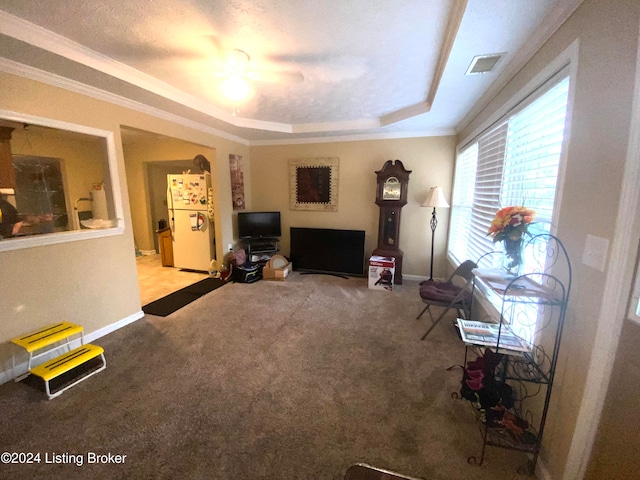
[142,278,227,316]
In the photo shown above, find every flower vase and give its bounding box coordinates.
[502,236,524,277]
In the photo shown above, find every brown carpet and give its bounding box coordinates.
[0,273,528,479]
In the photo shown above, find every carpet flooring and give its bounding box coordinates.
[0,273,529,480]
[142,277,227,316]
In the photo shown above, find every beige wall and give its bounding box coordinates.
[458,0,640,477]
[0,71,245,377]
[587,319,640,480]
[249,136,456,278]
[0,73,141,376]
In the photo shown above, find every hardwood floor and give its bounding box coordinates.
[136,253,209,306]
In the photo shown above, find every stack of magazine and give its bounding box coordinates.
[456,319,531,354]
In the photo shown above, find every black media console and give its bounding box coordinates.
[289,227,365,277]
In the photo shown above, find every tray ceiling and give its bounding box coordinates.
[0,0,582,143]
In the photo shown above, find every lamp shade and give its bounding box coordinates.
[421,186,450,208]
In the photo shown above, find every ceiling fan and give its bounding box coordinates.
[213,48,304,102]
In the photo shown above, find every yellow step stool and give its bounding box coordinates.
[30,344,106,399]
[11,321,106,399]
[12,321,83,354]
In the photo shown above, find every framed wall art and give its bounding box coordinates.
[289,157,339,211]
[229,154,245,210]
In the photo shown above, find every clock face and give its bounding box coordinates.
[382,176,401,200]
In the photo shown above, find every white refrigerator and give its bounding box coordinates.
[167,173,216,272]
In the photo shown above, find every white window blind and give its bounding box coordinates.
[449,143,477,261]
[502,78,570,226]
[448,74,570,266]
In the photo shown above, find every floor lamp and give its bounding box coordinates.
[421,186,450,280]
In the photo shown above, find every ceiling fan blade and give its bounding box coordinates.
[103,34,229,65]
[246,69,304,84]
[202,34,228,57]
[265,53,368,83]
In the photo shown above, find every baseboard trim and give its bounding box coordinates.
[402,274,431,282]
[0,311,144,386]
[536,457,552,480]
[84,311,144,344]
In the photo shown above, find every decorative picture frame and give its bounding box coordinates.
[229,154,245,210]
[289,157,339,211]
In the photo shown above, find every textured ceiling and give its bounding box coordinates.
[0,0,575,143]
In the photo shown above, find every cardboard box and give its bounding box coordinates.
[262,261,292,281]
[263,255,292,281]
[368,256,395,291]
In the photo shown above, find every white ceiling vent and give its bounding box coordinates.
[465,53,505,75]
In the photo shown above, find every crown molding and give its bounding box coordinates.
[380,101,432,126]
[0,57,455,146]
[0,57,457,146]
[0,5,468,138]
[427,0,468,107]
[0,58,251,145]
[249,127,456,146]
[292,118,382,134]
[0,11,239,120]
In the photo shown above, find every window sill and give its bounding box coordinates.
[0,222,125,252]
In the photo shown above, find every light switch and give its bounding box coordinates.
[582,234,609,271]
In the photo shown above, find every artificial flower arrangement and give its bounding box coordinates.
[487,206,536,242]
[487,206,536,273]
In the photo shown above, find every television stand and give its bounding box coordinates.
[244,237,279,258]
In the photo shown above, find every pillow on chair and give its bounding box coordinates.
[419,280,472,305]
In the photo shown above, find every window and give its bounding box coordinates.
[0,110,124,252]
[12,155,69,235]
[449,69,571,346]
[449,73,570,268]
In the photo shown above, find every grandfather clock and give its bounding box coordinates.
[372,160,411,284]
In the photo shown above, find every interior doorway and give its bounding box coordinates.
[120,126,216,306]
[139,160,209,306]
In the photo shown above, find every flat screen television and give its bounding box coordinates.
[238,211,281,239]
[290,227,365,277]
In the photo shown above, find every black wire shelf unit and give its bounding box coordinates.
[453,234,571,476]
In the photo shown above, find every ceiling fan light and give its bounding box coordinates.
[222,74,250,102]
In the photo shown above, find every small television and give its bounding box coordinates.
[238,211,281,239]
[290,227,365,277]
